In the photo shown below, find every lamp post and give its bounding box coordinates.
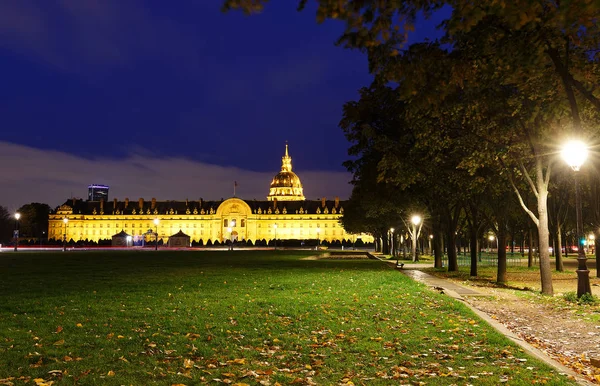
[316,227,320,250]
[154,218,159,251]
[562,140,591,297]
[227,226,232,250]
[488,235,495,252]
[62,217,69,252]
[273,223,278,250]
[429,234,433,255]
[411,215,422,262]
[589,233,596,255]
[389,228,395,257]
[13,212,21,252]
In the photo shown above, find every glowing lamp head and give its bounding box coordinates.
[561,140,588,171]
[273,224,278,229]
[63,217,68,224]
[390,228,394,233]
[153,218,159,226]
[411,215,422,226]
[488,235,495,241]
[316,228,320,234]
[15,213,21,220]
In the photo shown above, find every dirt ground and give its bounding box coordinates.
[442,259,600,383]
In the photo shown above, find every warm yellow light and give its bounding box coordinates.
[154,218,159,226]
[227,227,232,233]
[273,223,278,229]
[561,140,588,171]
[488,235,495,241]
[390,228,394,233]
[589,234,595,240]
[15,213,21,220]
[316,228,320,234]
[411,215,421,226]
[429,234,433,239]
[63,217,69,224]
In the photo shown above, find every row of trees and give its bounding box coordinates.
[225,0,600,295]
[0,203,51,245]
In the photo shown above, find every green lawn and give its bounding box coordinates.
[0,250,575,385]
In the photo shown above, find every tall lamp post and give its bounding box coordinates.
[411,215,422,262]
[13,212,21,252]
[389,228,395,257]
[273,223,278,250]
[227,226,233,250]
[62,217,69,252]
[154,218,159,251]
[316,227,320,250]
[562,140,591,297]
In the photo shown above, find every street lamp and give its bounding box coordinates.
[411,215,422,262]
[273,223,278,250]
[126,235,132,248]
[389,228,395,257]
[14,212,21,252]
[562,139,591,297]
[316,227,320,250]
[589,233,596,255]
[488,234,498,252]
[63,217,69,251]
[154,218,159,251]
[227,226,233,250]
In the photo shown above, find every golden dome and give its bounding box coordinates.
[267,144,305,201]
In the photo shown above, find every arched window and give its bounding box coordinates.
[223,219,228,227]
[241,219,246,227]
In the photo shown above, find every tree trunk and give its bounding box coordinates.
[446,228,458,272]
[433,225,443,268]
[555,224,564,272]
[497,225,507,285]
[528,229,534,267]
[596,237,600,278]
[536,164,554,296]
[470,230,478,277]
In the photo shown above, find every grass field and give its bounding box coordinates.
[0,250,576,385]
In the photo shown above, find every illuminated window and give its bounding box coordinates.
[231,219,236,227]
[223,219,228,227]
[241,219,245,227]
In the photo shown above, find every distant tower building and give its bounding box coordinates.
[88,184,109,201]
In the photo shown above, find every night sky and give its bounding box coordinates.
[0,1,444,212]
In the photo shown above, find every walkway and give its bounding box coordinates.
[395,263,593,385]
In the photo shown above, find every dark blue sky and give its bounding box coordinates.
[0,1,445,210]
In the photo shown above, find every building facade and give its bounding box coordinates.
[48,145,373,246]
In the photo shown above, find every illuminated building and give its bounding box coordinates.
[88,184,109,202]
[48,145,373,246]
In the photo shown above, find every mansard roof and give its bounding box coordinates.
[56,197,345,216]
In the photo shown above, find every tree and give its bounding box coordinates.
[16,203,52,240]
[0,206,13,245]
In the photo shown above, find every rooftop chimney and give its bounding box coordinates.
[321,197,326,208]
[335,196,339,208]
[151,198,157,209]
[124,198,129,208]
[138,198,144,209]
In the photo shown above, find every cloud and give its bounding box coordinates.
[0,142,352,212]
